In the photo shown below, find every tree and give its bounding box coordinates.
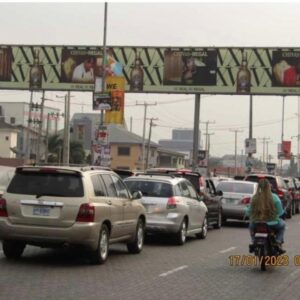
[69,140,86,164]
[47,134,63,163]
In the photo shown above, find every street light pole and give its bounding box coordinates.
[36,90,45,164]
[230,129,243,176]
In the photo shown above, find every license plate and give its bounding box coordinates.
[33,206,51,216]
[146,205,160,213]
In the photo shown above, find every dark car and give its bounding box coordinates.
[283,177,300,215]
[145,168,223,229]
[244,174,292,218]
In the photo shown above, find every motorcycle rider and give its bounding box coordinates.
[245,178,286,254]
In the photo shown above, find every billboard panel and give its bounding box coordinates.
[2,45,300,95]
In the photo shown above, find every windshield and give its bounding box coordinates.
[125,180,173,197]
[217,182,255,194]
[7,171,84,197]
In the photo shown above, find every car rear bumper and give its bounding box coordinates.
[0,217,101,250]
[222,205,247,220]
[145,212,183,233]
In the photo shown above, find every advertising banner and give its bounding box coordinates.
[104,76,125,124]
[245,138,257,154]
[282,140,292,160]
[3,44,300,95]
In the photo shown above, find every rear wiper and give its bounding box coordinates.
[36,193,65,199]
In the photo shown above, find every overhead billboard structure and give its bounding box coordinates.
[2,44,300,95]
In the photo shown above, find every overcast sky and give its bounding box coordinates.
[0,1,300,162]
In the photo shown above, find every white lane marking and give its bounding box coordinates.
[219,247,237,254]
[159,265,188,277]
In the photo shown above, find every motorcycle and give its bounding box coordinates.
[248,221,283,271]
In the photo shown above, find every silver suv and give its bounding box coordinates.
[0,166,146,264]
[124,174,208,245]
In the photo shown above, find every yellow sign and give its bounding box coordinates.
[105,76,125,91]
[104,77,125,124]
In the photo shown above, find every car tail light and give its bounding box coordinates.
[277,189,284,198]
[240,197,251,205]
[76,203,95,222]
[167,197,177,209]
[0,198,8,217]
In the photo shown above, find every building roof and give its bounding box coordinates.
[157,147,186,157]
[0,118,19,131]
[108,124,158,146]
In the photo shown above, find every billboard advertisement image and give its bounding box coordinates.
[2,44,300,95]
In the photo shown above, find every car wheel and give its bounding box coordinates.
[196,215,208,239]
[2,240,26,260]
[213,208,222,229]
[127,218,145,254]
[175,219,187,245]
[90,224,109,265]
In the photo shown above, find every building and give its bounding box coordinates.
[70,113,185,170]
[0,118,19,158]
[158,128,202,162]
[0,102,60,160]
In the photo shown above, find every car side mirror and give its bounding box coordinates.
[132,190,143,200]
[216,190,223,196]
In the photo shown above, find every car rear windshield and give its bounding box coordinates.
[217,182,255,194]
[7,171,84,197]
[125,180,173,197]
[245,176,277,191]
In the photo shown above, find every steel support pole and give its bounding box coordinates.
[63,91,71,165]
[36,90,45,164]
[25,91,34,162]
[192,94,201,171]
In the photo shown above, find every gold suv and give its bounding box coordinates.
[0,166,146,264]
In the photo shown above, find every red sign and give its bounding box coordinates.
[282,140,291,160]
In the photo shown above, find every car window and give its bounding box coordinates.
[7,171,84,197]
[91,175,106,196]
[246,176,277,191]
[179,181,191,198]
[185,180,198,199]
[218,182,254,194]
[125,180,173,197]
[111,175,130,199]
[101,174,117,197]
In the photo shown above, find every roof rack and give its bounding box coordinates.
[135,173,176,179]
[80,166,112,172]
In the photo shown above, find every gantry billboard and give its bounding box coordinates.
[1,45,300,95]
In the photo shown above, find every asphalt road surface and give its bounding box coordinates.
[1,216,300,300]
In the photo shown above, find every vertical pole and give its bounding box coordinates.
[262,138,265,165]
[281,96,285,173]
[45,113,50,163]
[130,116,133,132]
[25,91,34,162]
[36,90,45,164]
[298,96,300,176]
[234,131,237,176]
[145,118,153,170]
[63,91,71,165]
[192,94,201,171]
[247,95,253,173]
[141,104,147,171]
[100,2,108,126]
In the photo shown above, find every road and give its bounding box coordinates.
[1,216,300,300]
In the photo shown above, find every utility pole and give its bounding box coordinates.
[57,92,73,166]
[200,120,216,152]
[145,118,158,170]
[25,91,34,162]
[257,137,271,165]
[45,113,51,163]
[204,132,214,177]
[229,129,243,176]
[192,94,201,171]
[136,101,157,171]
[266,140,272,163]
[36,90,45,164]
[247,95,253,174]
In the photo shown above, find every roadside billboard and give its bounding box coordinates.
[2,45,300,95]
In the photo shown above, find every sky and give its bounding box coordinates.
[0,1,300,163]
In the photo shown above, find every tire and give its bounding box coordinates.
[213,208,222,229]
[175,219,187,245]
[127,218,145,254]
[258,247,267,271]
[90,224,109,265]
[196,215,208,239]
[2,240,25,260]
